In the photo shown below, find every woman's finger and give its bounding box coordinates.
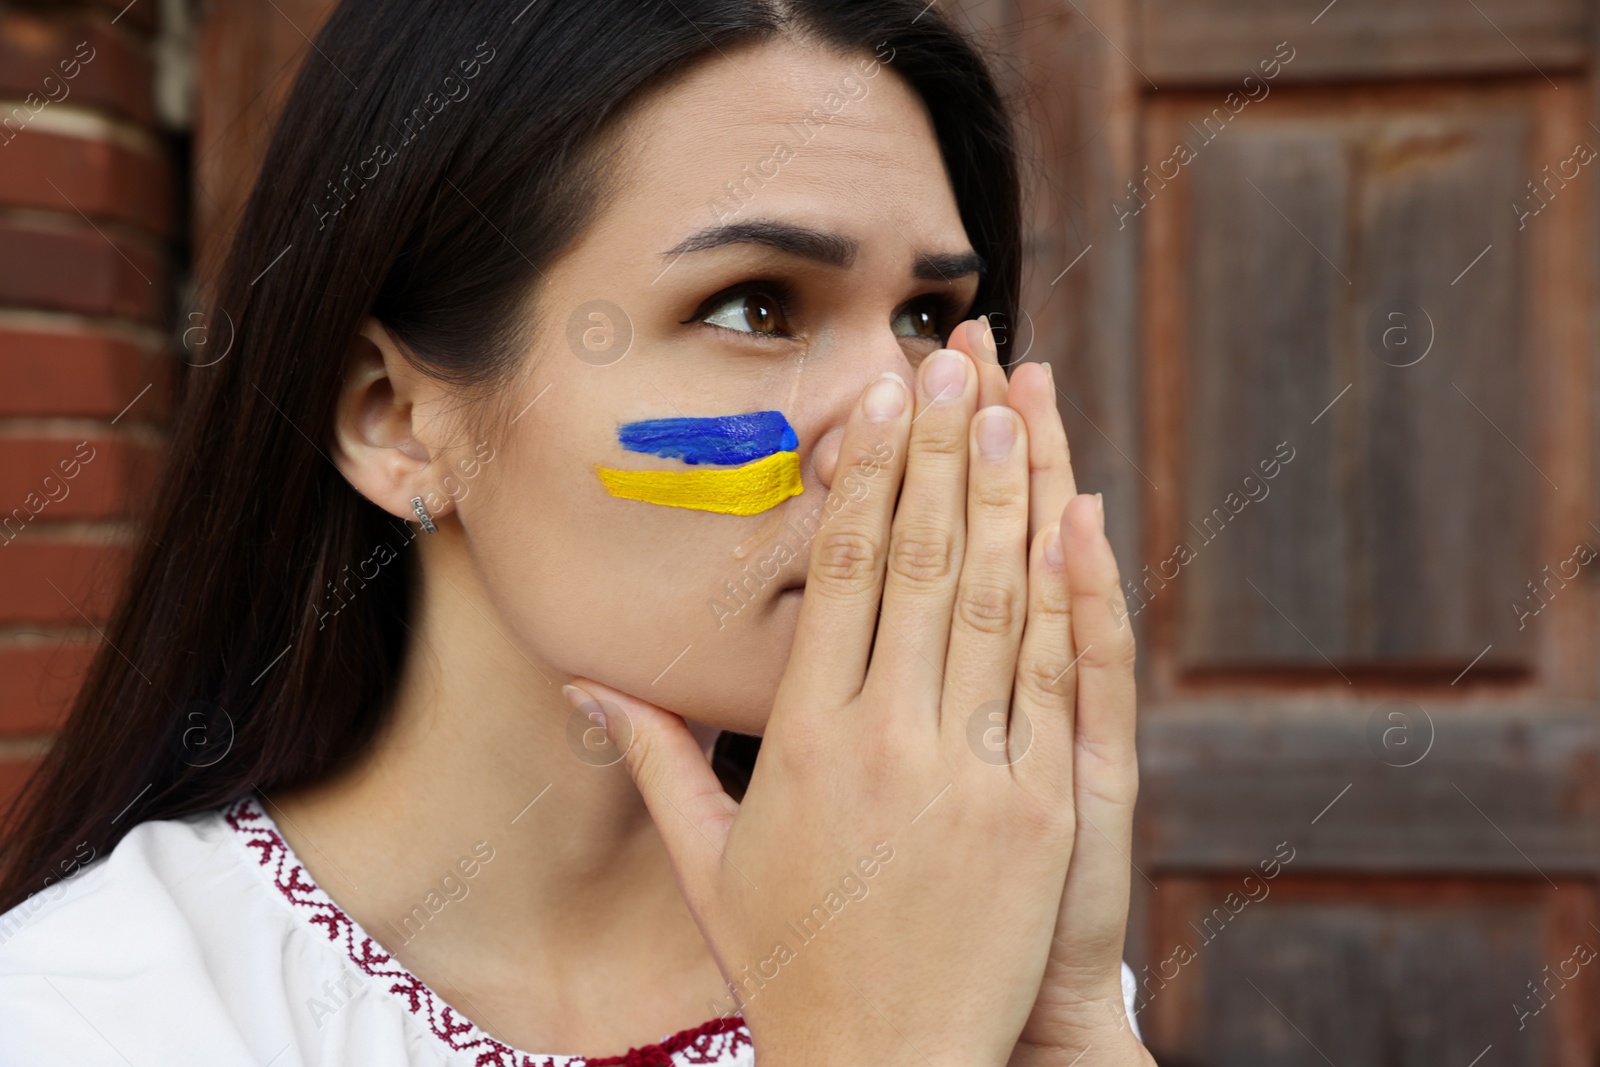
[1012,494,1141,1053]
[865,349,977,716]
[1063,493,1137,788]
[1007,360,1078,544]
[947,316,1009,410]
[564,678,739,906]
[1055,492,1139,954]
[942,487,1135,1062]
[782,372,912,711]
[949,315,1077,548]
[1004,517,1077,788]
[938,405,1031,746]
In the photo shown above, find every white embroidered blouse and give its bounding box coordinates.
[0,796,1141,1065]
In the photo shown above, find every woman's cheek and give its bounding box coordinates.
[592,409,802,516]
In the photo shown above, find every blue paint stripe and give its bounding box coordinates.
[617,411,798,466]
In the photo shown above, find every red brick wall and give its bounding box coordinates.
[0,0,176,811]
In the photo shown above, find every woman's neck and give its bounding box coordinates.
[269,536,728,1052]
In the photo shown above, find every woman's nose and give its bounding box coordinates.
[813,424,846,489]
[810,346,918,491]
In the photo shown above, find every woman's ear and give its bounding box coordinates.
[330,317,451,526]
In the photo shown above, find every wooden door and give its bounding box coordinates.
[975,0,1600,1061]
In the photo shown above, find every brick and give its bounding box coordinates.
[0,540,131,626]
[0,128,172,236]
[0,756,42,816]
[0,328,172,420]
[0,10,155,127]
[86,0,159,35]
[0,641,95,736]
[0,219,164,322]
[0,437,163,524]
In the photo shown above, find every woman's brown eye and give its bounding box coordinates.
[892,299,942,340]
[703,291,786,335]
[744,294,779,333]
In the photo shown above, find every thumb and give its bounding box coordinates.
[562,679,740,893]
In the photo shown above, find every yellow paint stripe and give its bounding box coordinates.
[595,449,802,516]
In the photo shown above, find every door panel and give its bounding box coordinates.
[1152,87,1542,672]
[1143,877,1600,1065]
[1139,0,1589,83]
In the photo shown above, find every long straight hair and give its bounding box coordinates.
[0,0,1022,911]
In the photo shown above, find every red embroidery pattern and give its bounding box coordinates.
[224,796,753,1067]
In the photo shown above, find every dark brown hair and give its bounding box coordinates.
[0,0,1022,912]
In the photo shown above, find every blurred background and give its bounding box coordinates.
[1,0,1596,1062]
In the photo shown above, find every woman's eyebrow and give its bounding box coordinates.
[661,218,985,282]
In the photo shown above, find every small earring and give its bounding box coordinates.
[411,496,438,534]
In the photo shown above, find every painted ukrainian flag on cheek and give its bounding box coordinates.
[594,410,803,516]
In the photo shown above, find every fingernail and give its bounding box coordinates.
[863,372,907,421]
[1044,524,1065,569]
[562,683,602,726]
[978,315,998,362]
[921,348,967,403]
[977,407,1015,459]
[1094,492,1105,532]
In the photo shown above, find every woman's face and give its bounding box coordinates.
[457,37,982,735]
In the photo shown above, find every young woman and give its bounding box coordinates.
[0,1,1148,1063]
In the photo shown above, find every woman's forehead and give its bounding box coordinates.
[592,39,955,231]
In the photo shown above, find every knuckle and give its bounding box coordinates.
[1105,627,1138,671]
[1080,631,1137,674]
[623,729,661,785]
[956,577,1022,635]
[1080,596,1139,665]
[888,527,956,586]
[1074,760,1140,810]
[812,528,880,587]
[771,715,830,774]
[858,716,917,782]
[1016,652,1069,703]
[1071,714,1140,800]
[1030,572,1072,625]
[1013,789,1073,842]
[970,478,1026,513]
[912,420,968,458]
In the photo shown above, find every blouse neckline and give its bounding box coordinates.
[222,794,752,1066]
